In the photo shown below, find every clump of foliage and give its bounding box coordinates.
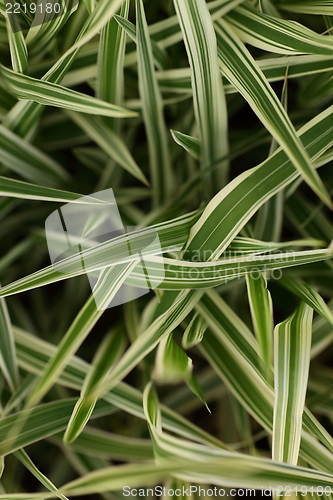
[0,0,333,498]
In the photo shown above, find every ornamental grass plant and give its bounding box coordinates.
[0,0,333,498]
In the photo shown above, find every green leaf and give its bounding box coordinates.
[25,0,79,55]
[157,55,333,95]
[54,426,154,460]
[227,237,324,255]
[170,130,200,160]
[0,176,110,204]
[0,64,138,118]
[273,303,313,465]
[13,326,225,448]
[139,383,333,491]
[5,19,28,74]
[98,290,203,397]
[114,14,168,71]
[0,211,199,298]
[246,273,273,377]
[182,312,207,349]
[276,1,333,16]
[0,494,45,499]
[214,18,332,208]
[66,111,149,185]
[63,329,126,444]
[0,124,68,186]
[183,103,333,262]
[153,333,193,384]
[197,290,333,471]
[136,0,173,204]
[58,454,333,497]
[60,461,182,497]
[0,398,117,457]
[279,275,333,326]
[14,449,68,500]
[25,263,137,409]
[49,0,127,66]
[3,0,127,138]
[147,0,246,54]
[97,0,130,129]
[226,5,333,55]
[173,0,228,197]
[0,296,19,392]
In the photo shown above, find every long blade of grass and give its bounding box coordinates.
[136,0,173,205]
[13,327,226,448]
[140,383,333,491]
[97,0,130,129]
[147,0,248,51]
[54,426,153,460]
[273,303,313,465]
[0,64,138,118]
[279,275,333,326]
[0,176,109,204]
[246,273,273,378]
[25,0,79,54]
[275,1,333,16]
[25,263,137,409]
[58,456,333,497]
[14,449,68,500]
[0,211,199,298]
[156,55,333,96]
[48,0,126,67]
[173,0,228,197]
[0,125,68,186]
[0,239,332,298]
[226,5,333,55]
[63,329,126,444]
[98,290,203,398]
[5,19,27,74]
[0,296,19,392]
[65,111,148,185]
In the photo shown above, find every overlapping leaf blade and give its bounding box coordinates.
[25,263,137,409]
[214,18,331,208]
[0,65,138,118]
[273,304,313,465]
[173,0,229,197]
[136,0,173,204]
[63,329,125,444]
[0,296,19,393]
[184,104,333,261]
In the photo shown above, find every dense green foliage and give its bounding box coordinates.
[0,0,333,498]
